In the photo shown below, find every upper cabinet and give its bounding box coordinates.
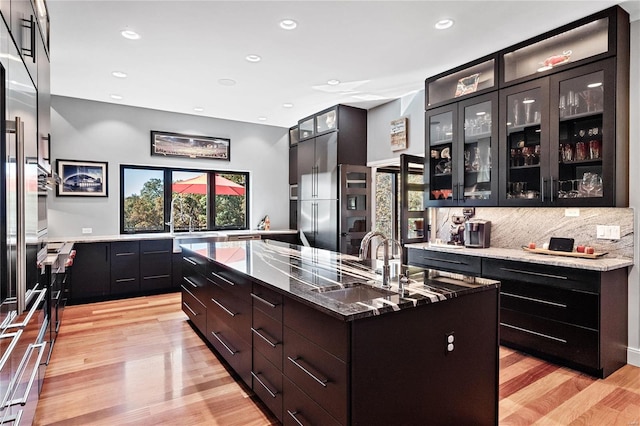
[425,6,629,208]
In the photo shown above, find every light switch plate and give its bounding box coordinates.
[82,227,92,234]
[565,208,580,217]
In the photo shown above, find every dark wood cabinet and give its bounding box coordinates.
[407,248,481,275]
[140,239,172,291]
[71,242,110,300]
[110,241,140,295]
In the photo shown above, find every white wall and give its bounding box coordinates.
[48,96,289,237]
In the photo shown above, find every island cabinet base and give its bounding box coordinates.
[350,288,499,426]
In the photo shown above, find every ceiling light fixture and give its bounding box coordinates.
[327,79,340,86]
[282,103,294,108]
[246,54,261,63]
[258,116,267,121]
[194,107,204,112]
[110,94,123,100]
[121,29,141,40]
[218,78,237,86]
[112,71,128,78]
[279,19,297,30]
[435,19,454,30]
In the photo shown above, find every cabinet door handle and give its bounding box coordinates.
[251,327,279,348]
[21,15,36,63]
[499,267,568,280]
[4,342,46,407]
[143,250,170,255]
[115,252,136,257]
[500,322,567,343]
[287,356,328,388]
[211,331,237,355]
[501,291,567,308]
[250,293,278,308]
[549,176,555,203]
[423,256,464,265]
[251,372,278,398]
[287,410,305,426]
[210,270,235,286]
[182,301,198,317]
[541,176,545,202]
[183,277,198,288]
[210,297,236,317]
[115,278,136,283]
[143,274,170,280]
[183,257,197,266]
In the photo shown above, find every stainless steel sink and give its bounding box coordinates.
[314,284,396,303]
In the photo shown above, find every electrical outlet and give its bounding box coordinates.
[82,227,92,234]
[445,332,455,354]
[565,208,580,217]
[596,225,606,239]
[610,225,620,240]
[596,225,621,240]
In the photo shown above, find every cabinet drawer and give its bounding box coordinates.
[182,285,206,333]
[501,280,598,329]
[206,315,251,386]
[181,249,208,276]
[283,327,348,425]
[208,285,251,343]
[408,249,481,275]
[252,284,283,322]
[182,271,209,303]
[207,261,252,300]
[284,298,349,362]
[501,309,598,369]
[253,350,283,422]
[252,308,283,368]
[283,377,342,426]
[482,258,599,293]
[141,274,172,291]
[140,239,172,277]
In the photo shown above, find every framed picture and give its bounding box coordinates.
[150,130,230,161]
[56,159,108,197]
[390,117,408,151]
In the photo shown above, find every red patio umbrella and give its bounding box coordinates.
[172,174,245,196]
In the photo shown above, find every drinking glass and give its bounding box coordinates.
[589,140,601,159]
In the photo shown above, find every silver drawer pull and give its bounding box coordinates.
[499,267,568,280]
[116,278,136,283]
[182,301,198,317]
[251,371,278,398]
[143,250,170,255]
[0,330,23,373]
[250,293,278,308]
[183,257,197,266]
[211,298,236,317]
[423,256,464,265]
[251,327,279,348]
[500,322,567,343]
[115,252,136,256]
[5,342,46,407]
[211,332,237,355]
[287,356,328,388]
[143,274,170,280]
[502,291,567,308]
[210,270,235,286]
[183,277,198,288]
[8,289,47,329]
[287,410,305,426]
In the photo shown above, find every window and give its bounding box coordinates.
[121,165,249,234]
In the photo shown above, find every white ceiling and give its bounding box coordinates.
[48,0,640,129]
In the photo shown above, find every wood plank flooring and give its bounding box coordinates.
[34,293,640,425]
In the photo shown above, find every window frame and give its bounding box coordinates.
[120,164,250,234]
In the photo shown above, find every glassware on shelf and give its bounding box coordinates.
[562,144,574,162]
[589,140,601,159]
[575,142,587,161]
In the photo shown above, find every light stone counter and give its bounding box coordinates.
[405,242,633,272]
[48,229,297,244]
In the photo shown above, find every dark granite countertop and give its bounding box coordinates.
[180,239,500,321]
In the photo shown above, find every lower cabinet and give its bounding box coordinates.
[110,241,140,295]
[140,239,173,291]
[71,242,110,300]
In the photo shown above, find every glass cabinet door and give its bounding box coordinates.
[459,94,498,205]
[426,108,455,204]
[550,59,614,205]
[502,82,549,205]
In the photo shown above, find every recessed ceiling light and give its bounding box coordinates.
[258,116,267,121]
[246,54,261,63]
[587,82,603,88]
[435,19,454,30]
[279,19,297,30]
[193,107,204,112]
[111,71,128,78]
[218,78,237,86]
[110,94,123,100]
[327,79,340,86]
[283,103,294,108]
[121,29,141,40]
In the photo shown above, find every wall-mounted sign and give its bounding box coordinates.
[390,117,407,151]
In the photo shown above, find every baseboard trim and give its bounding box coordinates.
[628,346,640,367]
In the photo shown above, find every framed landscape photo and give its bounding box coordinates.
[57,159,108,197]
[150,130,230,161]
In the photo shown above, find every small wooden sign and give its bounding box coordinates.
[390,117,407,151]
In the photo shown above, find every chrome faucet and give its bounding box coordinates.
[166,198,176,234]
[360,231,403,288]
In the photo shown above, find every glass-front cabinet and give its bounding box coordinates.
[426,92,498,206]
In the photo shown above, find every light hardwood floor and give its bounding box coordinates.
[34,293,640,425]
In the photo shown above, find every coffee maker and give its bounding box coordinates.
[464,219,491,248]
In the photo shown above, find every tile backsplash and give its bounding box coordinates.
[432,207,634,259]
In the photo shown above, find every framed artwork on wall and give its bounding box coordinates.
[390,117,408,151]
[56,159,108,197]
[150,130,231,161]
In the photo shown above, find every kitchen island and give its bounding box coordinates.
[180,239,500,425]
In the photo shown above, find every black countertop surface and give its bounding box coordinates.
[180,239,500,321]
